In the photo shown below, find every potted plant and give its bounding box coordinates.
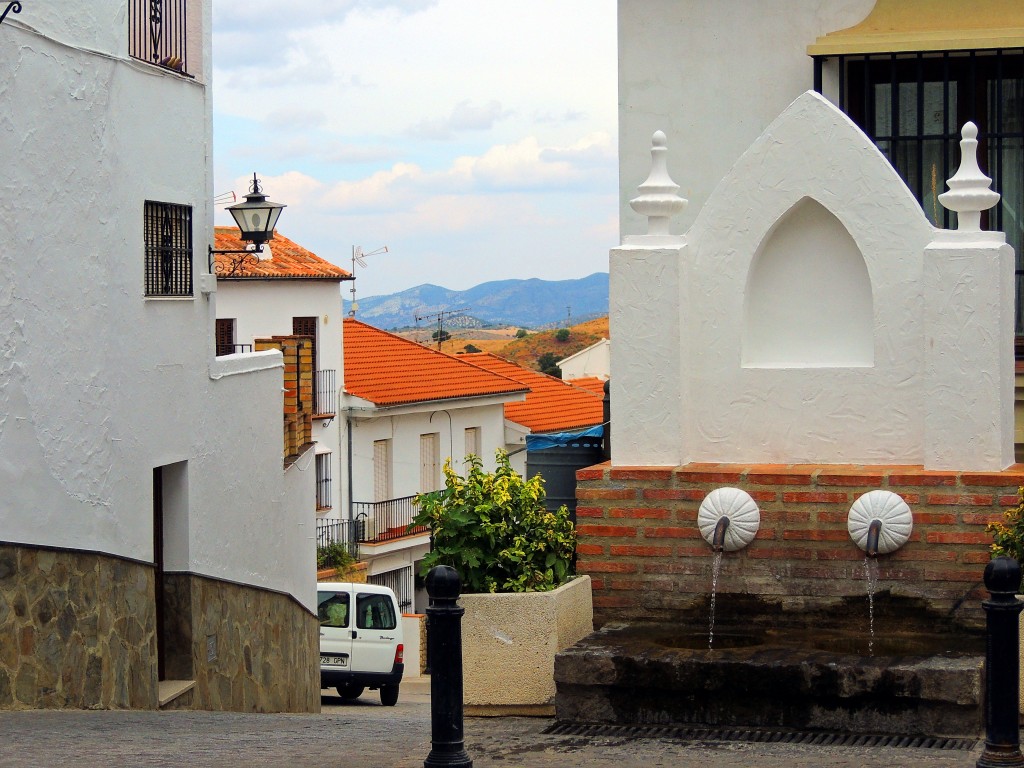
[316,541,356,581]
[413,450,593,714]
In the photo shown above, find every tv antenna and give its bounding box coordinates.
[415,307,469,351]
[348,245,388,317]
[213,190,236,205]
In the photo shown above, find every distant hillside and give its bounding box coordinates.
[348,273,609,330]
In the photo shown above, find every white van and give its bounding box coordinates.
[317,582,405,706]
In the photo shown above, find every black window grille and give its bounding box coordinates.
[316,453,332,510]
[128,0,189,75]
[368,567,413,611]
[144,201,193,297]
[814,49,1024,336]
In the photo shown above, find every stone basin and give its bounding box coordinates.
[554,621,984,737]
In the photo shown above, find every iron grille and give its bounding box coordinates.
[316,518,359,559]
[316,453,332,510]
[314,369,337,416]
[128,0,189,74]
[144,201,193,297]
[351,496,427,543]
[368,566,413,610]
[814,49,1024,335]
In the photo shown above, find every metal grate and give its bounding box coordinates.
[315,453,332,510]
[368,566,413,610]
[542,722,978,751]
[144,201,192,297]
[129,0,189,74]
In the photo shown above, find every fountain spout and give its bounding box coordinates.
[712,516,730,552]
[866,519,883,558]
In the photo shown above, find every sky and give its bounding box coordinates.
[211,0,618,300]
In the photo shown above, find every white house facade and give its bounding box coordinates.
[557,339,610,381]
[0,2,319,712]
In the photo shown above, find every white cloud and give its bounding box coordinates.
[408,100,513,140]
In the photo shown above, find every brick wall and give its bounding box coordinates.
[255,335,313,462]
[576,463,1024,630]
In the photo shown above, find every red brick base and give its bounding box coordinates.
[575,462,1024,629]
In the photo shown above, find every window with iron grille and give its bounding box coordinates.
[368,566,413,611]
[144,201,193,297]
[129,0,190,75]
[215,318,235,356]
[316,452,332,510]
[815,49,1024,337]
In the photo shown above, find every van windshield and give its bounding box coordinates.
[317,591,350,628]
[355,593,398,630]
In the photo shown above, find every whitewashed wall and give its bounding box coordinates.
[558,339,610,381]
[216,278,345,522]
[617,0,874,239]
[0,2,315,610]
[344,402,509,506]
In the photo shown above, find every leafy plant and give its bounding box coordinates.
[555,328,570,342]
[431,330,451,342]
[317,542,355,572]
[515,328,528,339]
[537,352,561,377]
[989,487,1024,562]
[412,450,576,593]
[464,343,482,353]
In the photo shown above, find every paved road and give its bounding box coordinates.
[0,679,987,768]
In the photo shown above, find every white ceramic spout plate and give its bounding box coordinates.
[698,487,761,552]
[848,490,913,555]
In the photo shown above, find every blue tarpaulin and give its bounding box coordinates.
[526,425,604,451]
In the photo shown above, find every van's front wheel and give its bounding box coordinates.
[337,684,364,700]
[379,684,399,707]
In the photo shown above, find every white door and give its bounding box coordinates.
[350,591,401,674]
[317,587,353,670]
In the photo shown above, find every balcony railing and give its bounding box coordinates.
[129,0,190,75]
[215,343,253,357]
[316,518,359,559]
[314,369,336,417]
[352,496,429,543]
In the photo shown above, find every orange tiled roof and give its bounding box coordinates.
[213,227,351,280]
[343,319,529,407]
[462,353,604,434]
[567,376,608,397]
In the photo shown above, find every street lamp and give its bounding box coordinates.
[208,173,287,276]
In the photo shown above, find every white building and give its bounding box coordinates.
[0,2,318,711]
[557,339,610,382]
[341,319,528,610]
[212,226,351,534]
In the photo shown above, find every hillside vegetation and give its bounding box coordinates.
[404,316,609,373]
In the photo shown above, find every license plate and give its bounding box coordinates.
[321,654,349,667]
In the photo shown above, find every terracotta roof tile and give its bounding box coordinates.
[343,319,529,407]
[462,353,604,433]
[567,376,608,397]
[213,227,351,280]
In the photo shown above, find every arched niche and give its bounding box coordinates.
[743,198,873,368]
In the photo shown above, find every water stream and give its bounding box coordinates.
[708,550,723,650]
[864,555,879,656]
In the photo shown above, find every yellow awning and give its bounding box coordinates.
[808,0,1024,56]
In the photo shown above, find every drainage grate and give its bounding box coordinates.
[541,722,978,751]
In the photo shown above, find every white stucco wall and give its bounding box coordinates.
[617,0,875,238]
[344,402,509,506]
[558,339,610,381]
[611,92,1015,470]
[216,278,345,521]
[0,2,315,610]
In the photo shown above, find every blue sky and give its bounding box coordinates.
[212,0,618,299]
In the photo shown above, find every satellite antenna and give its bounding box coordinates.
[213,190,236,205]
[349,245,388,317]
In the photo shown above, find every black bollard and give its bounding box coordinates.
[424,565,473,768]
[978,556,1024,768]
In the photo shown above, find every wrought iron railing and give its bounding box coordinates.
[352,496,428,543]
[129,0,189,75]
[314,369,336,416]
[368,567,414,610]
[316,518,359,559]
[143,201,192,297]
[316,453,332,510]
[215,343,253,357]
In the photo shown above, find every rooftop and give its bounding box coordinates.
[213,227,351,280]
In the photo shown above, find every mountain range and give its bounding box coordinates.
[347,273,609,330]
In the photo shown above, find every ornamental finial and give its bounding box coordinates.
[938,122,1000,232]
[629,131,687,239]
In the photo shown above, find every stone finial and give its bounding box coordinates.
[629,131,688,238]
[938,122,1000,232]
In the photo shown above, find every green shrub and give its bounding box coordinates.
[412,450,576,593]
[317,542,355,571]
[555,328,570,342]
[989,487,1024,562]
[464,343,482,353]
[515,328,528,339]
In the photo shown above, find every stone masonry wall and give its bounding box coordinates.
[0,544,319,712]
[163,572,320,713]
[576,463,1024,630]
[0,544,157,709]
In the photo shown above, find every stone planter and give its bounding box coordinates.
[459,575,593,716]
